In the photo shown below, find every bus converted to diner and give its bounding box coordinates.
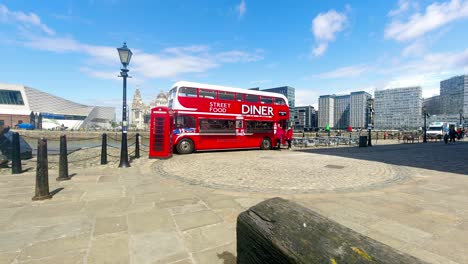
[149,81,290,156]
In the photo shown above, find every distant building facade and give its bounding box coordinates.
[262,86,295,125]
[318,95,334,128]
[131,89,168,130]
[374,87,422,130]
[350,91,371,129]
[318,91,370,129]
[333,95,350,129]
[440,75,466,115]
[422,75,467,124]
[293,105,317,131]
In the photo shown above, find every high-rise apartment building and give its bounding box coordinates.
[423,75,467,122]
[318,91,370,129]
[374,87,422,130]
[262,86,295,125]
[318,95,334,128]
[334,95,350,129]
[350,91,371,129]
[293,105,317,131]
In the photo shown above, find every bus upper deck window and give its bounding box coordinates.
[260,96,273,104]
[179,87,197,97]
[219,91,235,101]
[245,94,259,103]
[274,98,286,105]
[236,93,243,102]
[200,89,216,99]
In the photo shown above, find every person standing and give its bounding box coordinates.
[286,127,293,150]
[449,126,457,143]
[275,124,284,150]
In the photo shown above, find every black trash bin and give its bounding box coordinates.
[359,136,368,147]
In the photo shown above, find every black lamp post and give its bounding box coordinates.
[117,42,132,168]
[423,109,429,143]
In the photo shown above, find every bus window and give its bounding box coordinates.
[260,96,273,104]
[200,89,216,99]
[246,121,273,133]
[179,87,197,97]
[175,115,196,129]
[245,94,259,103]
[219,91,235,101]
[199,119,235,134]
[236,93,243,102]
[274,97,286,105]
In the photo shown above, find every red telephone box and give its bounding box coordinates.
[149,106,173,159]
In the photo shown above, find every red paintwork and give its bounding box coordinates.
[151,86,290,154]
[149,106,173,159]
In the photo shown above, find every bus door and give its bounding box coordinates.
[149,107,173,159]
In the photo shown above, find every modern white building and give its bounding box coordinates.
[350,91,371,129]
[318,95,334,128]
[374,87,422,130]
[0,83,115,130]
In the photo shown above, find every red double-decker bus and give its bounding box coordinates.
[152,81,289,155]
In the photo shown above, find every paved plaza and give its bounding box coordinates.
[1,140,468,263]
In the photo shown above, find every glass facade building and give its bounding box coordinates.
[293,105,317,131]
[374,86,422,130]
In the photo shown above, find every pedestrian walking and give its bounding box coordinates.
[286,127,293,150]
[449,126,457,143]
[275,124,284,150]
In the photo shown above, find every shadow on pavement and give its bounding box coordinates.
[297,141,468,175]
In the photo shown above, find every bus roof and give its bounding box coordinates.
[172,81,289,105]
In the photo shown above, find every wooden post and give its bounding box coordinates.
[237,197,426,264]
[57,134,70,181]
[101,133,107,165]
[32,138,52,201]
[135,133,140,159]
[11,132,22,174]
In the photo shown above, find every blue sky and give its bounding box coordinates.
[1,0,468,115]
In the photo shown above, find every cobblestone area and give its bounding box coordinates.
[158,150,408,194]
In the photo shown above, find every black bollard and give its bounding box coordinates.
[32,138,52,201]
[11,132,22,174]
[57,135,70,181]
[135,133,140,159]
[101,133,107,165]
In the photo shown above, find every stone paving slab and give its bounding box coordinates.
[1,141,468,263]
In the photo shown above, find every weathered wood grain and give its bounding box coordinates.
[237,197,427,264]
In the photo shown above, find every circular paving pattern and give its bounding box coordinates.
[155,150,408,194]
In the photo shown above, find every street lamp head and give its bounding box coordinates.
[117,42,132,68]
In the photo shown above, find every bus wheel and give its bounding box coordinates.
[260,138,272,150]
[176,138,194,154]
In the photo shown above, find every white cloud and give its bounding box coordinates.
[314,64,371,79]
[295,89,320,107]
[22,35,263,79]
[216,50,263,63]
[385,0,468,41]
[402,40,426,57]
[311,9,347,57]
[0,4,55,35]
[388,0,419,17]
[312,43,328,57]
[237,0,246,18]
